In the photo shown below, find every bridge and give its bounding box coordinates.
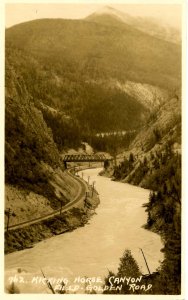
[62,154,112,168]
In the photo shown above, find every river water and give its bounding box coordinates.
[5,168,163,294]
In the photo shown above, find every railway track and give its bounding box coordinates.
[5,169,89,232]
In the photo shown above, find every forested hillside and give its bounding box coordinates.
[5,47,79,211]
[6,16,181,136]
[6,17,181,89]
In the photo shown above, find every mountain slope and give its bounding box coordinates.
[130,93,181,154]
[110,90,181,185]
[5,17,181,140]
[6,17,181,89]
[5,49,80,212]
[86,6,181,44]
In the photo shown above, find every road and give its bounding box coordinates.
[5,169,89,231]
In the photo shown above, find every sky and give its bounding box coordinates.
[5,1,182,29]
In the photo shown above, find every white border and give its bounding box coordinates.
[1,1,187,300]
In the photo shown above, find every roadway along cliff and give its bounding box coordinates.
[5,168,100,254]
[5,169,91,231]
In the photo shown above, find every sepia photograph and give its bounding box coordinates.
[3,0,185,297]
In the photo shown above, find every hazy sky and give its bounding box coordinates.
[5,1,182,29]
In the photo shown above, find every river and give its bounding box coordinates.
[5,168,163,294]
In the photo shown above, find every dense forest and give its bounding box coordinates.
[84,131,137,155]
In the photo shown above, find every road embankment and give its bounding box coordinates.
[5,170,100,254]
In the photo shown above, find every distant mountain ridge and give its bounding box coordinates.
[5,10,181,136]
[6,16,181,89]
[86,6,181,44]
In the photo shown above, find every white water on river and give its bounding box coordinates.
[5,168,163,293]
